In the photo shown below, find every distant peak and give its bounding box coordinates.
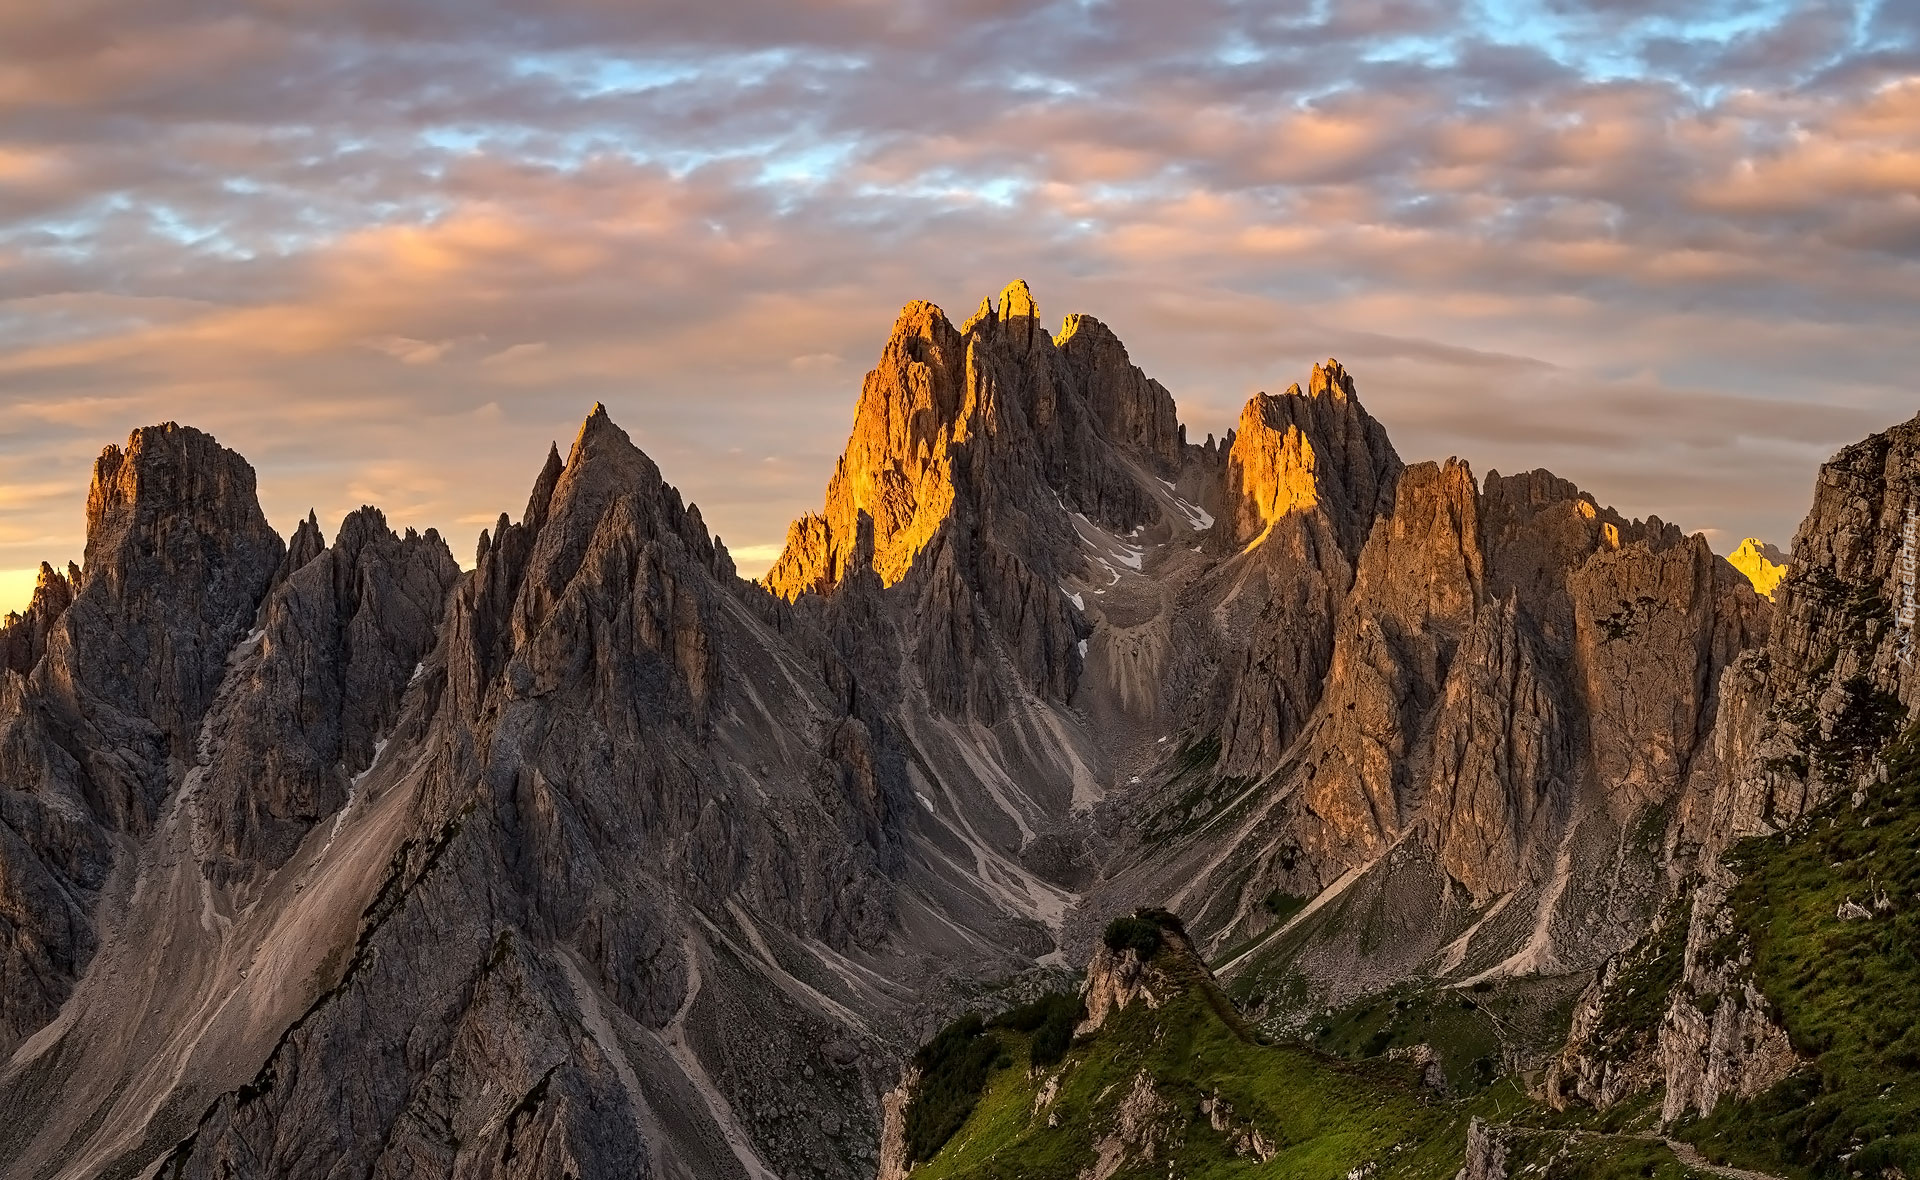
[1731,536,1788,562]
[964,295,995,334]
[1727,537,1789,598]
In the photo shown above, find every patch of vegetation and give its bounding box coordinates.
[989,991,1085,1070]
[1595,594,1658,643]
[1589,891,1690,1063]
[906,934,1482,1180]
[1674,725,1920,1178]
[906,1013,1012,1164]
[1262,889,1308,923]
[1492,1129,1709,1179]
[1305,983,1504,1093]
[1139,733,1267,844]
[1172,733,1222,777]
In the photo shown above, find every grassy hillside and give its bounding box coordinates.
[900,915,1521,1180]
[1673,729,1920,1178]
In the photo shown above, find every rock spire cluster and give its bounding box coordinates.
[0,280,1881,1180]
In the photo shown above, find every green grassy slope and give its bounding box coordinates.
[895,913,1675,1180]
[895,909,1743,1180]
[1673,729,1920,1178]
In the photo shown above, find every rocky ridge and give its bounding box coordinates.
[0,281,1889,1180]
[0,425,282,1058]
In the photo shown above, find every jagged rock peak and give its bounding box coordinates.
[1056,311,1182,469]
[83,423,281,589]
[1226,362,1401,554]
[766,281,1178,604]
[276,509,326,585]
[997,277,1038,322]
[0,561,78,674]
[62,422,284,742]
[1308,358,1355,399]
[1727,537,1789,599]
[202,505,459,880]
[764,300,968,599]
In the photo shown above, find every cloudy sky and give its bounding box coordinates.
[3,0,1917,610]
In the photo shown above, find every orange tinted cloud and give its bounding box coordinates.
[0,0,1916,613]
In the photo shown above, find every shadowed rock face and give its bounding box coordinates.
[0,424,283,1057]
[1210,369,1404,774]
[118,407,919,1180]
[200,507,460,884]
[0,285,1835,1180]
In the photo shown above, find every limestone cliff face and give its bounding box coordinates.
[1145,444,1766,1013]
[1708,413,1920,845]
[0,425,282,1058]
[1290,458,1483,876]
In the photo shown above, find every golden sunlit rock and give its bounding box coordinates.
[1727,536,1788,598]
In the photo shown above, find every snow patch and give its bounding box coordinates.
[1077,639,1089,656]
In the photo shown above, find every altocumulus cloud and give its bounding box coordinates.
[1,0,1917,603]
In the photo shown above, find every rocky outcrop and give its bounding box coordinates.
[1084,1071,1177,1180]
[875,1066,918,1180]
[1457,1117,1510,1180]
[1659,979,1796,1123]
[1079,940,1173,1034]
[0,424,281,1057]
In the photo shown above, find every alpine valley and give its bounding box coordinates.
[0,281,1913,1180]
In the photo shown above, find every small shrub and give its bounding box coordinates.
[990,991,1086,1069]
[1104,915,1164,958]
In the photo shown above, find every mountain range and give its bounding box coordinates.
[0,280,1909,1180]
